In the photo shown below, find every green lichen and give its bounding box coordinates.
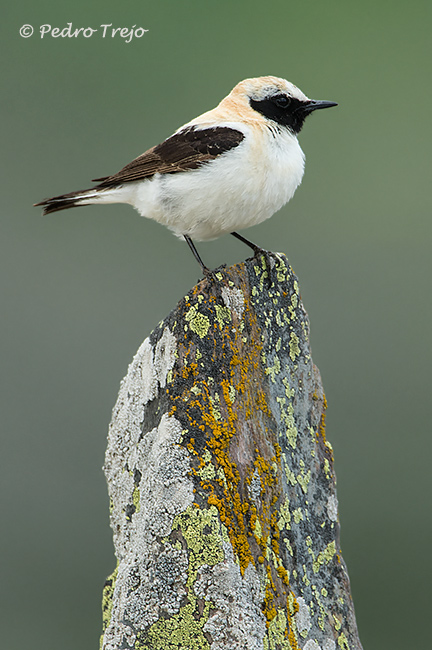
[214,304,231,329]
[297,460,311,494]
[132,485,141,513]
[197,450,216,481]
[253,516,263,540]
[266,608,292,649]
[136,602,212,650]
[277,496,291,531]
[209,393,221,421]
[275,257,289,283]
[100,562,119,648]
[311,541,336,574]
[282,453,298,486]
[265,355,281,383]
[276,397,298,449]
[338,632,350,649]
[173,505,225,569]
[137,506,225,649]
[282,377,294,398]
[323,458,332,479]
[286,426,298,451]
[185,305,210,338]
[289,332,300,361]
[283,537,294,557]
[311,583,327,631]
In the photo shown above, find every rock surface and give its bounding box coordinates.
[101,253,363,650]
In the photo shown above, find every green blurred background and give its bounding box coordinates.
[1,1,431,648]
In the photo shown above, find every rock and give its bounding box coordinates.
[101,253,362,650]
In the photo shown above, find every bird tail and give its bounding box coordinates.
[34,179,137,215]
[34,187,107,215]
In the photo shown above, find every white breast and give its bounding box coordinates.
[130,125,305,241]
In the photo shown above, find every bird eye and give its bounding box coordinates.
[275,95,291,108]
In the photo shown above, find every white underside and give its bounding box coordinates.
[78,124,305,242]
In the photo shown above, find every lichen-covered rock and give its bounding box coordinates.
[101,253,362,650]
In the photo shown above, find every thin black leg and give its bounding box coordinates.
[230,231,263,255]
[184,235,209,274]
[231,231,273,287]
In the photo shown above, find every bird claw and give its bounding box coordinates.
[201,263,227,281]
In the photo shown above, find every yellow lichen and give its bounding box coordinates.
[333,614,342,631]
[132,485,141,513]
[338,632,350,649]
[277,496,291,531]
[138,505,228,648]
[289,332,300,361]
[312,541,336,574]
[267,608,292,649]
[297,460,311,494]
[185,305,210,338]
[100,562,119,648]
[214,304,231,329]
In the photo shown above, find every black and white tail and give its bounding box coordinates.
[34,187,109,215]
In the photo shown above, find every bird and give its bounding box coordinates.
[35,76,337,273]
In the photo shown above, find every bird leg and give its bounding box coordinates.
[230,231,274,285]
[230,231,265,255]
[184,235,212,276]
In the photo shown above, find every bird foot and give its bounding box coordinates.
[201,263,227,281]
[229,231,274,288]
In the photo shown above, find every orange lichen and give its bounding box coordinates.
[318,394,328,442]
[276,565,290,585]
[286,592,301,650]
[263,565,278,626]
[167,271,294,613]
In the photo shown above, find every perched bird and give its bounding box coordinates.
[35,76,337,272]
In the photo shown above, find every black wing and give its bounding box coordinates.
[93,126,245,188]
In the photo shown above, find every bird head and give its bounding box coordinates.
[223,76,337,134]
